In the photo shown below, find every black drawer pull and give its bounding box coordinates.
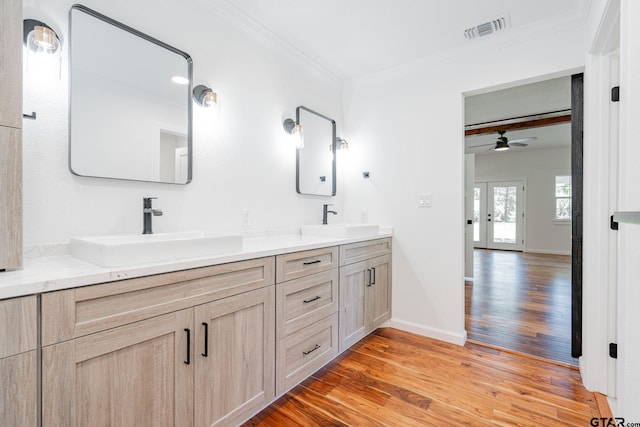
[202,322,208,357]
[371,267,376,285]
[184,328,191,365]
[303,344,321,355]
[303,296,321,304]
[303,259,322,266]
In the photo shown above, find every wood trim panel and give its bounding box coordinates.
[276,269,338,340]
[0,0,22,129]
[464,114,571,136]
[0,127,22,270]
[42,257,275,345]
[339,238,391,266]
[0,295,37,358]
[0,350,37,427]
[276,246,338,283]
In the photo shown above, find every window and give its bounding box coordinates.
[555,175,572,221]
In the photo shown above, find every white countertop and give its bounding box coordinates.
[0,231,392,300]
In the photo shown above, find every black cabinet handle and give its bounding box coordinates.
[303,295,321,304]
[371,267,376,285]
[303,260,322,266]
[201,322,208,357]
[303,344,321,355]
[366,269,372,286]
[184,328,191,365]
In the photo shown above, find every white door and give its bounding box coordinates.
[474,183,487,248]
[465,154,475,278]
[174,147,189,183]
[487,181,524,251]
[475,181,524,251]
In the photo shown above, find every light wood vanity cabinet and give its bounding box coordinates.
[0,0,23,270]
[41,258,275,427]
[339,238,392,352]
[275,247,340,395]
[0,296,38,427]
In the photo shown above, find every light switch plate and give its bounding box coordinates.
[418,193,432,207]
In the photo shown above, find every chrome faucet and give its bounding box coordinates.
[322,204,337,225]
[143,197,163,234]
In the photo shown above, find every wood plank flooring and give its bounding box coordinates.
[466,249,578,366]
[245,328,600,426]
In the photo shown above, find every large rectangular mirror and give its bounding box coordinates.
[296,106,336,196]
[69,5,193,184]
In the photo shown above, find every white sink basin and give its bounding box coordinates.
[70,231,243,267]
[301,223,379,238]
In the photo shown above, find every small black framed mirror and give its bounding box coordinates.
[296,106,336,196]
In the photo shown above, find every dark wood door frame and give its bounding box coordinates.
[571,73,584,358]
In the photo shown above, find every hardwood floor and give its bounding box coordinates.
[245,328,600,426]
[466,249,577,366]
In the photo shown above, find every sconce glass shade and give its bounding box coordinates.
[24,20,60,54]
[336,138,349,150]
[283,118,304,148]
[193,84,218,107]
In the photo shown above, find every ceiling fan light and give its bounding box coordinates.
[494,141,510,151]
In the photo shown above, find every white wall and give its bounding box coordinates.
[22,0,344,246]
[475,147,572,255]
[343,24,585,343]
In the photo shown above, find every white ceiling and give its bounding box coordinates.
[206,0,589,80]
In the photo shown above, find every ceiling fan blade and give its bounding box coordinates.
[510,142,528,147]
[468,143,496,149]
[508,136,537,144]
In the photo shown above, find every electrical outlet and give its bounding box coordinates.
[360,210,369,223]
[418,193,432,207]
[241,209,250,226]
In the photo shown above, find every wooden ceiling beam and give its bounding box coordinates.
[465,114,572,137]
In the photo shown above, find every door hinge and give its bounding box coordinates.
[611,86,620,102]
[609,343,618,359]
[610,215,619,230]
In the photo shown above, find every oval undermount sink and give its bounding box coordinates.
[70,231,243,267]
[300,223,379,238]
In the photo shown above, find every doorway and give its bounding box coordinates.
[474,181,524,251]
[463,74,582,366]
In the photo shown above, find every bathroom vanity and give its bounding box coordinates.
[0,233,391,426]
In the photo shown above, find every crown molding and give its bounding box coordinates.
[193,0,344,88]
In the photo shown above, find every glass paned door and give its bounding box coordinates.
[487,181,524,251]
[475,181,524,251]
[474,183,487,248]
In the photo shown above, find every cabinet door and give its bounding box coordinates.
[339,260,368,352]
[194,286,275,427]
[0,351,37,427]
[43,309,194,427]
[0,0,22,128]
[368,255,391,328]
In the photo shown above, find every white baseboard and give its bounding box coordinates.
[524,249,571,256]
[388,318,467,346]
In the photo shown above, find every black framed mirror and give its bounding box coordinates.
[69,4,193,184]
[296,106,336,196]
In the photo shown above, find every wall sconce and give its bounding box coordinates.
[336,137,349,150]
[23,19,60,54]
[283,118,304,148]
[193,85,218,107]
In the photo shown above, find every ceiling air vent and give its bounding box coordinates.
[464,17,508,40]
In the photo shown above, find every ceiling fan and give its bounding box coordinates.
[470,130,538,152]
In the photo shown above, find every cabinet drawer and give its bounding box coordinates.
[42,257,275,346]
[0,296,37,358]
[276,313,338,395]
[276,269,338,340]
[340,238,391,266]
[276,246,338,283]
